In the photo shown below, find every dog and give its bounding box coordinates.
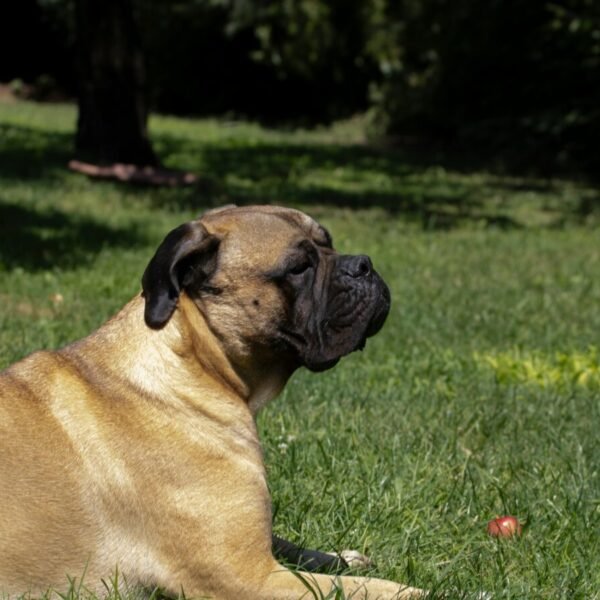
[0,205,423,599]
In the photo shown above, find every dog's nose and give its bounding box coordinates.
[340,255,372,278]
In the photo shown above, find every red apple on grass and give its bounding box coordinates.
[487,515,522,538]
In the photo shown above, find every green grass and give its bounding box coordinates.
[1,100,599,599]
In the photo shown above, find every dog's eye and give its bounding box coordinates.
[288,260,312,276]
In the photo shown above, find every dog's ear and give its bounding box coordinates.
[142,222,220,329]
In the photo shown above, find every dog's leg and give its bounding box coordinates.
[176,557,424,599]
[259,561,425,599]
[272,535,349,573]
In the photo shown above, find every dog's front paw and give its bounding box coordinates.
[337,549,374,570]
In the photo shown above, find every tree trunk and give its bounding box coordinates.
[74,0,158,166]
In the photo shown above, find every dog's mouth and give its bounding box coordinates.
[354,284,390,353]
[275,255,391,373]
[299,275,391,371]
[365,281,391,339]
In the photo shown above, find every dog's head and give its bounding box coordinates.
[142,205,390,374]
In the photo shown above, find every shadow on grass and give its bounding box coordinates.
[0,202,147,272]
[0,124,73,180]
[1,122,597,233]
[154,134,567,229]
[152,135,519,229]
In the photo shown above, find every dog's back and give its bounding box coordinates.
[0,351,96,595]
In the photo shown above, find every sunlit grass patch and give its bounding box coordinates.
[476,347,600,389]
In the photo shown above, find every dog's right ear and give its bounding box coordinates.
[141,222,220,329]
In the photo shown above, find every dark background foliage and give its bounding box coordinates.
[2,0,599,176]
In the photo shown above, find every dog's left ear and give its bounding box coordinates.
[142,221,220,329]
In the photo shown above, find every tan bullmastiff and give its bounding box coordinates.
[0,205,423,599]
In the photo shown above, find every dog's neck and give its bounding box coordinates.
[177,293,293,415]
[66,294,290,417]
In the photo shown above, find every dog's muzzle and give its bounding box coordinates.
[337,254,391,337]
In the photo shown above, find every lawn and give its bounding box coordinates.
[1,100,599,599]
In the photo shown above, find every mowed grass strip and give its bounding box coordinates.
[0,101,599,598]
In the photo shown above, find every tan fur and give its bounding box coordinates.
[0,206,423,599]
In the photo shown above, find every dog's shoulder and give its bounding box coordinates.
[0,346,95,410]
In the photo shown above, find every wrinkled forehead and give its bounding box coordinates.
[200,206,332,252]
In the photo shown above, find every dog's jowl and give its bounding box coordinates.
[0,205,422,599]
